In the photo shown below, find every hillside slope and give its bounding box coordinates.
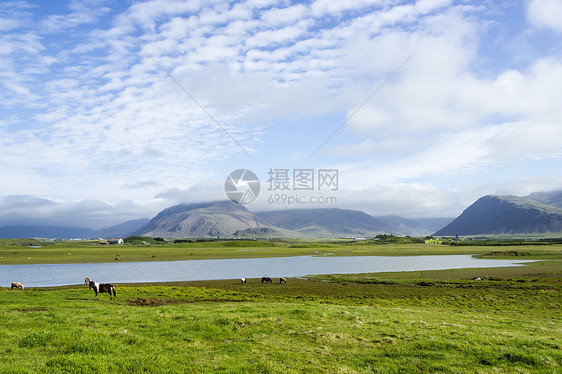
[133,201,291,238]
[433,195,562,236]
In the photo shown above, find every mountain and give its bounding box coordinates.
[0,219,150,239]
[433,194,562,236]
[133,201,293,238]
[255,209,452,237]
[0,225,92,239]
[374,216,454,236]
[256,208,391,237]
[90,218,150,238]
[524,190,562,208]
[132,203,453,239]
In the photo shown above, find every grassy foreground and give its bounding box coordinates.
[1,263,560,373]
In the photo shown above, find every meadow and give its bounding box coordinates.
[2,238,561,265]
[0,266,560,372]
[0,240,560,372]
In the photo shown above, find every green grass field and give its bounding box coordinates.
[2,240,561,265]
[0,241,560,372]
[1,261,561,373]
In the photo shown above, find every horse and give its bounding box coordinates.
[279,277,287,284]
[241,277,246,284]
[261,276,272,284]
[11,282,24,289]
[89,281,116,300]
[84,277,92,284]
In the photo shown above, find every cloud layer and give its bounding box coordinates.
[0,0,561,227]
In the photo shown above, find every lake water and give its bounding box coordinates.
[0,255,533,287]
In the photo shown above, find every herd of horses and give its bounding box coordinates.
[9,276,286,298]
[9,278,116,300]
[257,276,286,284]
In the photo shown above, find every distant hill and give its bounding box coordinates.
[0,219,150,240]
[132,201,294,238]
[117,203,454,239]
[256,208,388,237]
[255,209,452,237]
[524,190,562,208]
[375,216,454,237]
[433,194,562,236]
[0,225,92,239]
[90,218,150,238]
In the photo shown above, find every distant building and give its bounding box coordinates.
[107,238,124,245]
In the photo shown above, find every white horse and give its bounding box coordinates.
[241,277,247,284]
[11,282,24,289]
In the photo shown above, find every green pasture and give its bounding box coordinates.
[1,239,561,265]
[0,262,560,373]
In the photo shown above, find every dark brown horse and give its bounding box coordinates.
[261,276,272,283]
[89,281,116,300]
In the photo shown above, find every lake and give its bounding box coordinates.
[0,255,533,287]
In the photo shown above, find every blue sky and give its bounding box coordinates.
[1,0,562,228]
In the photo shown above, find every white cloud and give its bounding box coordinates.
[310,0,384,17]
[261,5,308,27]
[527,0,562,32]
[0,0,561,227]
[414,0,453,15]
[0,195,161,228]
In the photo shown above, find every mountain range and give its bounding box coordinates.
[1,190,561,239]
[131,201,455,238]
[434,192,562,236]
[255,209,450,237]
[0,219,150,240]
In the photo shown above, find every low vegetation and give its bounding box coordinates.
[0,240,560,372]
[1,239,561,265]
[1,262,560,373]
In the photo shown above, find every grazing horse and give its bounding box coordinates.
[261,276,272,284]
[11,282,24,289]
[89,281,116,300]
[279,277,287,284]
[241,277,246,284]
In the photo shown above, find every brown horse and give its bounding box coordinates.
[89,281,116,300]
[11,282,24,289]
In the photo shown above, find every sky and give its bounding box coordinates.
[1,0,562,229]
